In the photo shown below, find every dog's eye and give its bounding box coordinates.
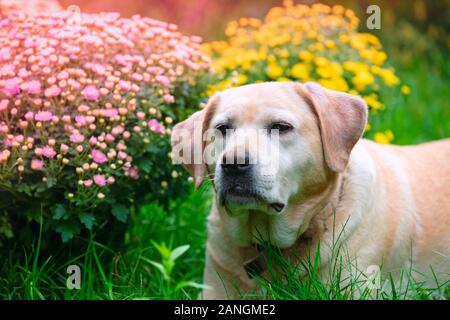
[269,122,293,134]
[215,124,231,136]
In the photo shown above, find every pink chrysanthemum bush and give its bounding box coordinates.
[0,0,63,15]
[0,10,211,242]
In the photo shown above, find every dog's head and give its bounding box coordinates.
[172,82,367,247]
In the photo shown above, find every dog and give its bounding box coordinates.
[171,81,450,299]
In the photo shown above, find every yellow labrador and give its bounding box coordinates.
[171,81,450,299]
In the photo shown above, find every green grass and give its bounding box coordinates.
[1,23,449,300]
[0,187,212,299]
[368,48,450,144]
[1,186,448,300]
[246,240,448,300]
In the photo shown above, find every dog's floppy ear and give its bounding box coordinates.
[171,95,219,188]
[299,82,368,172]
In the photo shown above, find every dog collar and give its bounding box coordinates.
[243,244,267,279]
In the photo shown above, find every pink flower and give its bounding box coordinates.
[136,112,145,120]
[105,134,114,142]
[42,146,56,158]
[91,149,107,164]
[118,80,131,91]
[117,142,126,151]
[0,99,8,112]
[44,85,61,97]
[2,79,20,96]
[35,111,53,122]
[25,111,34,121]
[84,179,93,188]
[104,108,118,118]
[25,80,41,94]
[70,132,84,144]
[57,71,69,80]
[75,115,86,125]
[31,159,44,171]
[83,85,100,101]
[93,174,106,186]
[111,125,124,136]
[148,119,165,134]
[78,104,90,113]
[156,75,170,87]
[163,94,175,103]
[127,167,139,180]
[34,148,43,156]
[80,35,103,46]
[60,144,69,153]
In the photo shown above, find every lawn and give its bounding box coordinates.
[0,3,449,300]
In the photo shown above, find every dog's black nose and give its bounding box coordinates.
[221,152,252,175]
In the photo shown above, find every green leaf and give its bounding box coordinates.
[137,160,152,174]
[53,204,66,220]
[79,213,95,230]
[111,203,129,223]
[55,222,80,242]
[46,176,57,188]
[170,245,190,262]
[151,241,171,258]
[175,281,210,291]
[141,258,168,280]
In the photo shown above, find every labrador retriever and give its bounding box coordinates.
[171,81,450,299]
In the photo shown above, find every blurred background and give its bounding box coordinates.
[53,0,449,45]
[51,0,449,144]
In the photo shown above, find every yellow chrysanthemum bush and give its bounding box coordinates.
[203,1,406,143]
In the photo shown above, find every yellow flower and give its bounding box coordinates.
[276,49,290,58]
[266,63,284,79]
[290,63,310,80]
[339,34,350,43]
[352,71,375,91]
[225,21,238,37]
[401,85,411,95]
[378,68,400,86]
[307,30,317,39]
[206,79,233,96]
[318,77,348,92]
[204,0,401,135]
[325,40,336,49]
[317,62,343,79]
[360,49,387,65]
[233,74,248,85]
[332,5,345,15]
[298,50,313,62]
[343,60,369,73]
[374,130,394,144]
[314,56,329,67]
[309,42,325,51]
[363,94,383,110]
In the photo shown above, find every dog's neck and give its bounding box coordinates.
[242,172,346,278]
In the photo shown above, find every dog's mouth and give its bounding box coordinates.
[219,184,285,213]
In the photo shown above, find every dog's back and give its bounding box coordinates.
[361,138,450,282]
